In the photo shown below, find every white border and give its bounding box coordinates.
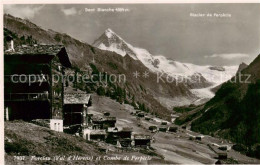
[0,1,259,165]
[0,1,3,165]
[2,0,260,4]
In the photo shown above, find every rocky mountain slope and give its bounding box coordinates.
[190,54,260,158]
[236,62,249,74]
[211,62,249,93]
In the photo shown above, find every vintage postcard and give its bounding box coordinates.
[1,1,260,164]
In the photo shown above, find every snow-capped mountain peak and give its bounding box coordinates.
[92,29,238,101]
[104,28,116,38]
[93,28,137,59]
[105,28,113,33]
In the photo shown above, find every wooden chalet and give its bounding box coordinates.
[63,87,91,128]
[168,126,178,132]
[91,115,116,130]
[106,127,133,146]
[4,44,71,121]
[133,134,151,148]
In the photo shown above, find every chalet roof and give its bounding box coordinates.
[107,127,132,133]
[90,129,106,135]
[134,134,151,140]
[159,126,168,128]
[119,127,133,132]
[5,44,64,56]
[92,116,116,122]
[64,87,91,104]
[5,44,72,68]
[107,127,118,132]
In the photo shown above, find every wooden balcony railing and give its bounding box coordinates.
[5,92,50,101]
[4,75,49,84]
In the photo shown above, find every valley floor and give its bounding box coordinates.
[89,94,260,164]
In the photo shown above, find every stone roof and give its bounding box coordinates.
[119,127,133,132]
[92,116,116,122]
[64,87,91,104]
[107,127,118,132]
[107,127,133,132]
[134,134,151,140]
[5,44,72,68]
[90,129,106,135]
[5,44,64,56]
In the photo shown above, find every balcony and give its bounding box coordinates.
[4,74,49,84]
[5,93,50,101]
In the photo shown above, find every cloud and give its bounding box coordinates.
[4,5,44,19]
[204,53,249,60]
[61,7,77,16]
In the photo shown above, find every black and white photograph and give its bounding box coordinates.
[2,1,260,164]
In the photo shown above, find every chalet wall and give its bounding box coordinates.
[50,119,63,132]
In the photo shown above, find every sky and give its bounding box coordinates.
[4,4,260,66]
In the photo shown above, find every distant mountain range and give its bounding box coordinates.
[93,28,238,102]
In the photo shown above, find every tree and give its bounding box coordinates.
[97,86,105,96]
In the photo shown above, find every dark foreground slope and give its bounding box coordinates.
[5,121,105,165]
[191,54,260,158]
[5,121,168,165]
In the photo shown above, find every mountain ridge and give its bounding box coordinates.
[190,54,260,158]
[92,28,238,101]
[92,28,238,83]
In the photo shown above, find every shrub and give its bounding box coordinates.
[5,141,30,155]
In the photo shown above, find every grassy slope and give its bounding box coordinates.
[5,121,166,165]
[5,121,105,165]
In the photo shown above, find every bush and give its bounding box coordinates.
[54,34,61,42]
[97,86,106,96]
[5,141,30,155]
[232,144,247,153]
